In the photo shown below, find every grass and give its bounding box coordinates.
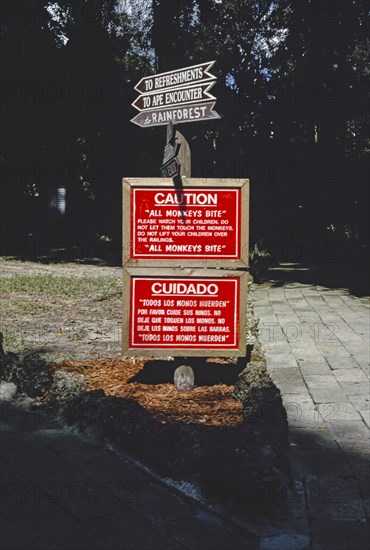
[1,324,18,349]
[0,266,123,358]
[0,274,121,297]
[0,256,22,262]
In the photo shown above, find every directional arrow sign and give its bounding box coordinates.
[130,102,220,128]
[159,157,180,178]
[163,139,181,165]
[132,82,216,112]
[134,61,216,94]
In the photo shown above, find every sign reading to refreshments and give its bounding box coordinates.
[134,61,217,94]
[130,277,239,349]
[131,188,240,259]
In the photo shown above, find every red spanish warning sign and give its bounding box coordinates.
[130,277,240,349]
[131,188,241,260]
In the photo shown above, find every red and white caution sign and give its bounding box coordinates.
[122,178,249,268]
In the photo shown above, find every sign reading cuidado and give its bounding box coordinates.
[123,178,249,267]
[122,268,248,357]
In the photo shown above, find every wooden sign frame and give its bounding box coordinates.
[122,178,249,268]
[122,267,248,357]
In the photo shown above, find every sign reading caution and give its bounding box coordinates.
[122,178,249,268]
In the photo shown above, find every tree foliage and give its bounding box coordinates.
[1,0,368,255]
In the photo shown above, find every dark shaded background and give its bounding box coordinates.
[1,0,368,280]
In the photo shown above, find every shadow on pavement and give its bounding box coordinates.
[258,259,369,297]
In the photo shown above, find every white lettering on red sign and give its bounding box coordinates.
[130,277,240,349]
[154,193,217,206]
[131,188,241,260]
[151,283,218,295]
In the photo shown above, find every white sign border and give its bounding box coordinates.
[122,267,248,357]
[131,277,238,347]
[131,188,240,259]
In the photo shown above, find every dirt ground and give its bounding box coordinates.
[0,259,123,362]
[0,259,246,426]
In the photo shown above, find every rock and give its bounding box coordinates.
[47,371,86,410]
[63,391,204,475]
[246,295,259,346]
[15,395,39,409]
[0,334,54,406]
[64,373,290,517]
[58,300,290,518]
[0,347,53,398]
[262,445,276,459]
[0,382,17,401]
[174,365,194,392]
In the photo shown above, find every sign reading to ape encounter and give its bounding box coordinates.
[131,61,220,128]
[122,178,249,267]
[122,268,248,357]
[132,82,216,112]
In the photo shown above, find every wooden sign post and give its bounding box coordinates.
[175,130,191,178]
[125,61,250,358]
[159,122,181,178]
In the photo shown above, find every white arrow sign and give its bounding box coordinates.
[132,82,216,112]
[134,61,216,94]
[130,102,220,128]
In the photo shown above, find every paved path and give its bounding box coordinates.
[0,403,257,550]
[252,280,370,550]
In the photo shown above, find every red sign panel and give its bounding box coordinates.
[131,188,241,260]
[130,277,240,349]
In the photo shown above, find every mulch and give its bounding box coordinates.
[56,358,244,427]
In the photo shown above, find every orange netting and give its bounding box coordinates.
[55,358,244,427]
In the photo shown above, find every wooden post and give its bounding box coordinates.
[175,131,191,178]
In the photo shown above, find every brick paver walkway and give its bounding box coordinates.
[253,281,370,550]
